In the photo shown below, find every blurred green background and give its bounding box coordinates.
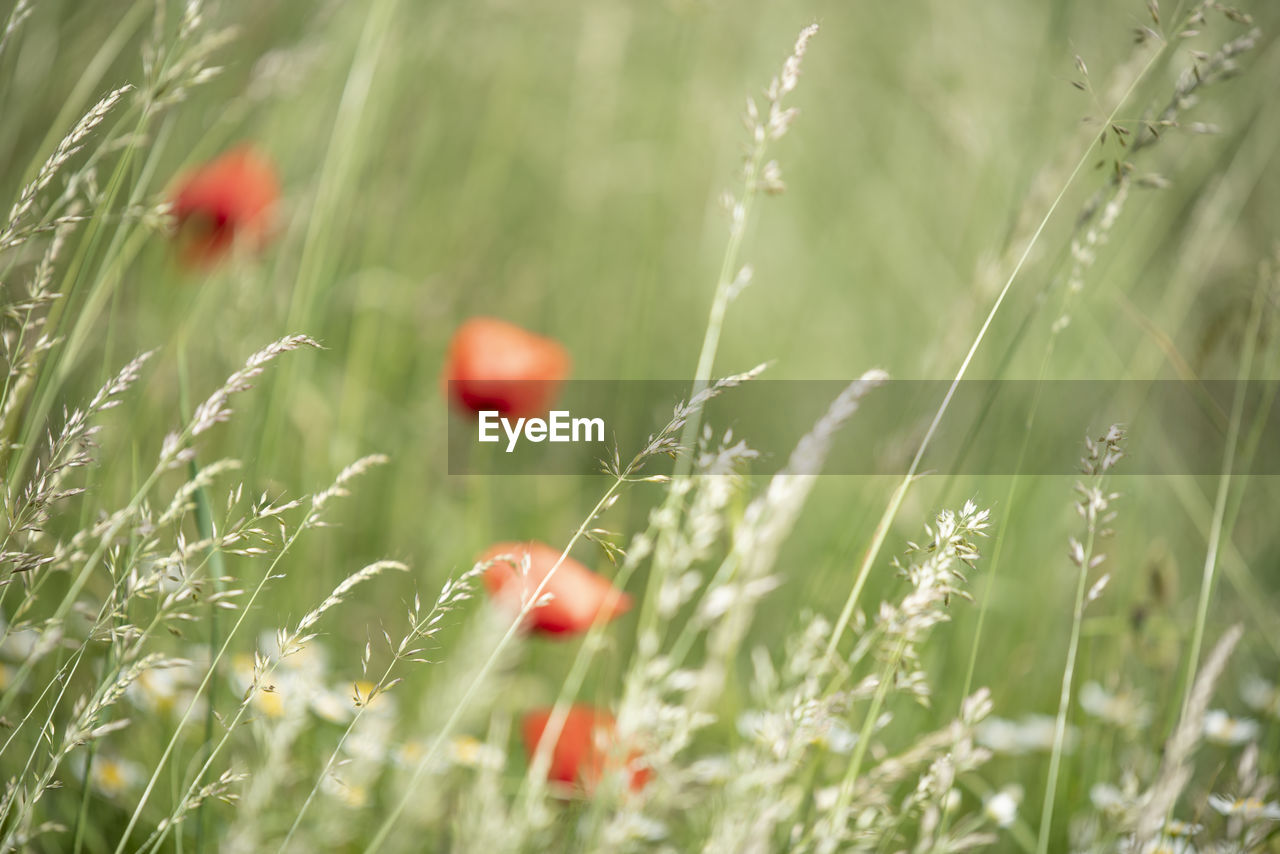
[2,0,1279,842]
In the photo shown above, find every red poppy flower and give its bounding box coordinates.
[171,146,279,266]
[443,318,570,419]
[479,541,629,636]
[522,706,649,793]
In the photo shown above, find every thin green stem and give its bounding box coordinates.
[845,637,906,794]
[1036,523,1096,854]
[1177,270,1267,719]
[71,741,99,854]
[258,0,399,470]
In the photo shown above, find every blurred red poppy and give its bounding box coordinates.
[479,541,629,636]
[171,146,279,266]
[522,706,649,793]
[443,318,570,418]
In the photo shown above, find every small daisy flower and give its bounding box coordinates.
[1090,779,1141,816]
[127,664,204,720]
[1118,820,1203,854]
[976,715,1074,754]
[320,773,369,809]
[813,786,840,812]
[351,679,396,716]
[1207,793,1280,821]
[817,719,858,754]
[346,714,396,763]
[1240,675,1280,718]
[392,739,427,769]
[1163,820,1202,838]
[231,652,320,720]
[449,734,505,770]
[1202,709,1260,746]
[89,756,145,799]
[309,685,355,724]
[1080,681,1152,729]
[1122,835,1197,854]
[0,627,39,661]
[1011,715,1065,752]
[984,785,1022,828]
[260,630,328,677]
[974,717,1020,754]
[128,667,181,714]
[256,688,286,719]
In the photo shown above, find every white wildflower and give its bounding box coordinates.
[1163,820,1202,838]
[127,664,205,720]
[345,713,396,763]
[1202,709,1260,745]
[310,685,355,724]
[1080,681,1151,729]
[1121,834,1197,854]
[977,714,1074,755]
[320,773,370,809]
[813,786,840,812]
[1240,675,1279,718]
[818,719,858,754]
[984,785,1022,828]
[89,755,145,799]
[1207,794,1280,821]
[1090,779,1143,816]
[448,734,504,770]
[0,626,40,660]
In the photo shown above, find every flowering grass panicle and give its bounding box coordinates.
[1038,426,1126,854]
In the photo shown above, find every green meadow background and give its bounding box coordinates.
[2,0,1279,848]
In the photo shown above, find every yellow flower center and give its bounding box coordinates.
[256,689,285,718]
